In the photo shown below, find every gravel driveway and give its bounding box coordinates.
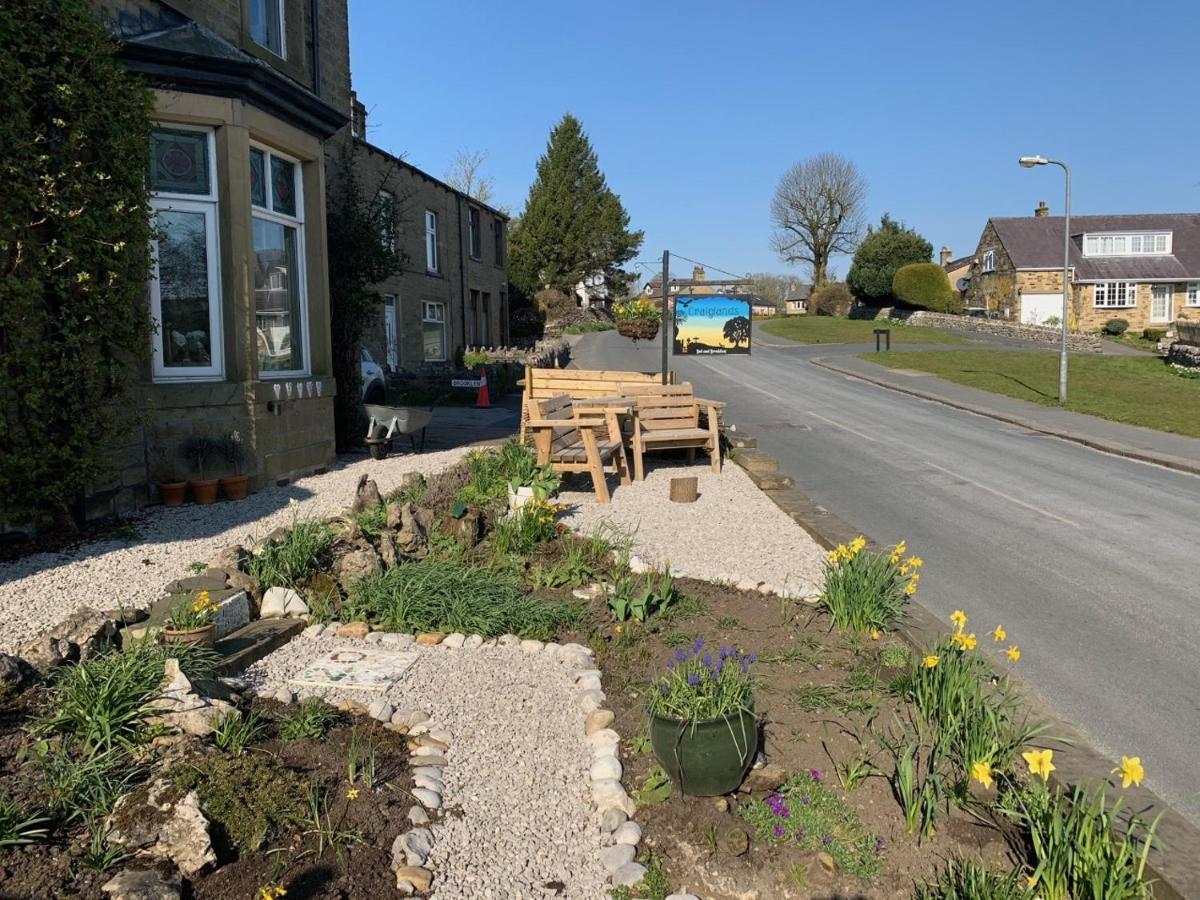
[0,449,469,654]
[559,461,826,599]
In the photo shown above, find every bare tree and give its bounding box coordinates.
[770,153,867,287]
[444,149,496,205]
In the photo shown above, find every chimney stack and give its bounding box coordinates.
[692,265,705,282]
[350,91,367,138]
[1035,200,1050,218]
[939,246,953,267]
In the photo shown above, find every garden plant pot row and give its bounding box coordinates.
[159,476,249,507]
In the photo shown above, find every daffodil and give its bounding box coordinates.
[346,787,360,800]
[870,628,881,640]
[1006,645,1021,662]
[899,565,910,576]
[1118,756,1144,789]
[893,540,906,556]
[971,760,994,789]
[1023,748,1056,782]
[992,625,1007,642]
[952,631,977,651]
[950,610,967,631]
[904,582,918,596]
[907,556,923,569]
[849,536,867,554]
[923,654,939,669]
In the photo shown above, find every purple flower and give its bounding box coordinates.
[702,653,713,668]
[659,684,668,694]
[674,649,687,662]
[773,824,784,838]
[874,835,886,853]
[822,834,832,846]
[710,669,720,681]
[766,793,791,818]
[666,660,675,670]
[809,768,822,782]
[693,636,705,654]
[801,794,810,806]
[687,673,700,686]
[747,653,756,664]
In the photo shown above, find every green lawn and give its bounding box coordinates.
[871,349,1200,437]
[760,315,966,345]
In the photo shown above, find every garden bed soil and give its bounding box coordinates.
[589,577,1019,899]
[0,695,415,899]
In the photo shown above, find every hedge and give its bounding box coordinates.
[892,263,962,314]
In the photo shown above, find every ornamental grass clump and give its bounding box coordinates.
[165,590,218,631]
[646,638,755,724]
[914,857,1026,900]
[246,503,335,590]
[492,498,565,555]
[819,537,919,633]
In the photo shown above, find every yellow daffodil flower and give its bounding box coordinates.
[1023,748,1056,782]
[907,556,923,569]
[850,536,867,554]
[870,629,881,641]
[1118,756,1144,789]
[923,654,939,669]
[971,760,994,789]
[952,632,977,651]
[904,582,918,596]
[909,572,920,584]
[346,787,360,800]
[899,565,910,576]
[1006,645,1021,662]
[992,625,1007,642]
[893,540,906,556]
[950,610,967,631]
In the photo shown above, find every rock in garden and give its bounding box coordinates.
[274,686,295,704]
[283,592,308,616]
[393,865,433,893]
[103,607,149,626]
[107,781,216,877]
[600,808,626,833]
[395,503,431,557]
[718,825,751,857]
[744,763,787,794]
[818,851,837,875]
[410,788,442,809]
[463,634,483,649]
[101,861,182,900]
[333,548,382,592]
[368,701,394,723]
[614,821,641,846]
[407,805,430,826]
[364,631,384,644]
[207,544,247,573]
[225,570,261,604]
[410,734,449,752]
[599,843,636,873]
[391,827,435,868]
[350,473,383,515]
[302,623,325,638]
[19,606,118,673]
[414,774,444,793]
[585,709,615,735]
[249,526,289,556]
[577,674,603,692]
[336,621,371,639]
[520,639,544,654]
[442,633,466,649]
[590,757,622,781]
[592,779,636,816]
[0,653,34,698]
[665,895,701,900]
[628,555,648,574]
[498,634,519,646]
[580,689,605,714]
[386,500,404,529]
[612,862,647,887]
[415,632,445,646]
[145,659,239,737]
[378,530,399,568]
[260,586,300,618]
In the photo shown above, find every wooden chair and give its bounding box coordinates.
[620,382,725,481]
[526,394,631,503]
[519,366,674,441]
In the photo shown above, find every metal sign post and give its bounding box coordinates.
[661,250,670,384]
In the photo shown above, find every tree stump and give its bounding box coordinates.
[669,476,698,503]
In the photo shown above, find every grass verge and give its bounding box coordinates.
[761,316,967,345]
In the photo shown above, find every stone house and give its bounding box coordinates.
[784,284,812,314]
[939,247,973,307]
[348,98,510,375]
[93,0,352,516]
[962,204,1200,332]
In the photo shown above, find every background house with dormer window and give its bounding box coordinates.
[962,202,1200,332]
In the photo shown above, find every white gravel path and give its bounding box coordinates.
[559,461,826,599]
[244,634,611,899]
[0,449,469,654]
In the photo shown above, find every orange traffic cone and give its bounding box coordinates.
[474,366,491,408]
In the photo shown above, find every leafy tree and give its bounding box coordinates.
[811,282,854,317]
[846,214,932,305]
[770,153,867,288]
[509,114,642,296]
[0,0,155,525]
[723,316,751,347]
[746,272,805,306]
[892,263,961,313]
[326,139,406,450]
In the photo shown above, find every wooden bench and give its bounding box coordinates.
[620,382,725,481]
[520,366,675,441]
[526,394,630,504]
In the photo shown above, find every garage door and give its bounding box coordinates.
[1020,293,1064,326]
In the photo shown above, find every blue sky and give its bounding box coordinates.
[349,0,1200,284]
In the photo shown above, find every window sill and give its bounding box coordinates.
[426,270,443,278]
[259,371,313,380]
[151,375,226,385]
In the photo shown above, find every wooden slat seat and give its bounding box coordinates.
[520,366,674,441]
[620,382,724,480]
[526,394,630,503]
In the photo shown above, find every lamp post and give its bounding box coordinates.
[1019,155,1071,404]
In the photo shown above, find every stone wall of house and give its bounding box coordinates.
[1076,283,1191,334]
[962,221,1017,315]
[893,310,1103,351]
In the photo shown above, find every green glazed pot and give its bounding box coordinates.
[649,706,758,796]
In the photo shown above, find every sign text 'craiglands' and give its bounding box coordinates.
[673,295,752,356]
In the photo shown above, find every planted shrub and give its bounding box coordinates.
[279,697,340,741]
[492,499,565,555]
[819,538,919,633]
[1103,318,1130,336]
[892,263,962,313]
[606,567,678,623]
[457,440,542,508]
[0,793,49,847]
[811,282,853,317]
[915,857,1027,900]
[1142,328,1166,342]
[246,513,335,590]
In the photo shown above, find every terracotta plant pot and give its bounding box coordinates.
[190,479,220,505]
[617,319,660,341]
[159,481,187,507]
[219,475,249,501]
[162,623,215,649]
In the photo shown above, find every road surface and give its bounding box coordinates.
[571,327,1200,825]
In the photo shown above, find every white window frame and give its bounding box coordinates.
[149,125,224,382]
[1083,232,1171,257]
[248,0,286,58]
[1093,281,1138,309]
[1187,282,1200,307]
[981,249,995,273]
[251,141,309,379]
[425,210,439,273]
[422,301,446,362]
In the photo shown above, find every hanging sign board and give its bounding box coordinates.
[672,295,752,355]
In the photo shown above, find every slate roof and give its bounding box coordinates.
[943,255,973,272]
[990,214,1200,281]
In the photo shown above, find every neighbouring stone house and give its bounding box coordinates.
[91,0,352,517]
[643,266,753,305]
[939,247,973,307]
[784,284,812,314]
[348,96,510,375]
[962,203,1200,332]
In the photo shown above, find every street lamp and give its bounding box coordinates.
[1018,155,1071,404]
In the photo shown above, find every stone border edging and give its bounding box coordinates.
[809,356,1200,478]
[726,436,1200,899]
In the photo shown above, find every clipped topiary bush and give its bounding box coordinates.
[892,263,962,314]
[1103,318,1130,336]
[811,282,853,317]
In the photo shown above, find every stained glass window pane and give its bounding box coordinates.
[156,209,213,367]
[250,148,266,208]
[270,155,296,216]
[149,128,210,195]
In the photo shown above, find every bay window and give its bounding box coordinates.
[1093,281,1137,308]
[148,125,224,381]
[251,144,308,376]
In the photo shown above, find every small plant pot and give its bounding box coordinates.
[219,475,249,501]
[649,707,758,796]
[617,319,660,341]
[162,623,215,649]
[507,485,536,512]
[366,437,390,460]
[159,481,187,507]
[190,479,220,505]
